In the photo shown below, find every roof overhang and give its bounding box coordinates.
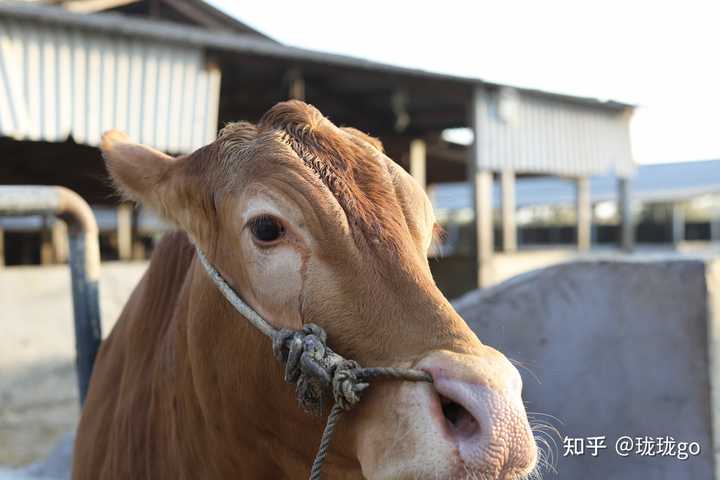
[0,2,633,112]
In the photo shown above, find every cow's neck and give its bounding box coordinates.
[158,258,361,478]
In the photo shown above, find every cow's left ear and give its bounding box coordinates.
[100,130,195,228]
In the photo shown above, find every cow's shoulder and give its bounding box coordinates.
[74,231,196,478]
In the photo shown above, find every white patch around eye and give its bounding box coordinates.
[245,245,303,330]
[242,197,284,225]
[238,191,310,330]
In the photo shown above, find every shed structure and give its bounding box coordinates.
[468,87,635,284]
[0,0,636,288]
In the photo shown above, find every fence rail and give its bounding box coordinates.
[0,185,101,405]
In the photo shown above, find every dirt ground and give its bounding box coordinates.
[0,262,147,467]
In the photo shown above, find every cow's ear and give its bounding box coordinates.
[100,130,186,224]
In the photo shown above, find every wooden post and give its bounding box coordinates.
[467,85,494,288]
[288,69,305,101]
[409,139,427,190]
[500,169,517,252]
[711,205,720,242]
[618,177,635,252]
[469,86,494,288]
[117,203,133,261]
[576,177,591,252]
[469,169,494,287]
[672,203,685,247]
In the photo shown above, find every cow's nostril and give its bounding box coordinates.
[440,395,479,439]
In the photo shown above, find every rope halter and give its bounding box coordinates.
[194,245,432,480]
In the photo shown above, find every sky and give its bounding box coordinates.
[209,0,720,165]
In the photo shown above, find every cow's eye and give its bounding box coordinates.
[248,215,285,244]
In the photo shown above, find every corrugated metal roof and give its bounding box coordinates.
[0,14,221,152]
[0,2,633,112]
[430,159,720,213]
[472,87,635,178]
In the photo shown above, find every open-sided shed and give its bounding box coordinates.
[0,0,636,287]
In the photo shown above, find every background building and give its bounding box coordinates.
[1,0,635,293]
[429,159,720,296]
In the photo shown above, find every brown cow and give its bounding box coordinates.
[73,101,538,479]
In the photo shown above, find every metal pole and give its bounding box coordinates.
[0,186,101,406]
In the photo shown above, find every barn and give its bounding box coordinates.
[0,0,635,290]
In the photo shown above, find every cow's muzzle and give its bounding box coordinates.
[418,350,538,479]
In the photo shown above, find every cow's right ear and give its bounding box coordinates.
[100,130,183,223]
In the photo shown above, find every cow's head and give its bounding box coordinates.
[101,101,538,479]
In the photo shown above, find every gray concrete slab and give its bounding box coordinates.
[455,259,719,479]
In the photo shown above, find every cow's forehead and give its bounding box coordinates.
[217,101,424,253]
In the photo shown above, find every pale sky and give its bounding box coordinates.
[209,0,720,165]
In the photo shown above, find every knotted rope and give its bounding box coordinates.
[194,246,432,480]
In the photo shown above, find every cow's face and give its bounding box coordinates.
[101,101,537,479]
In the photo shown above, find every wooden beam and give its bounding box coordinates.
[618,177,635,252]
[576,177,591,252]
[500,170,517,252]
[61,0,138,13]
[161,0,238,31]
[409,139,427,190]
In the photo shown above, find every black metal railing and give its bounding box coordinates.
[0,185,101,406]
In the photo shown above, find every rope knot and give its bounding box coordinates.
[272,323,365,415]
[332,360,369,410]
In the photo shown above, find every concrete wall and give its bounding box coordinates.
[433,243,720,300]
[454,259,719,479]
